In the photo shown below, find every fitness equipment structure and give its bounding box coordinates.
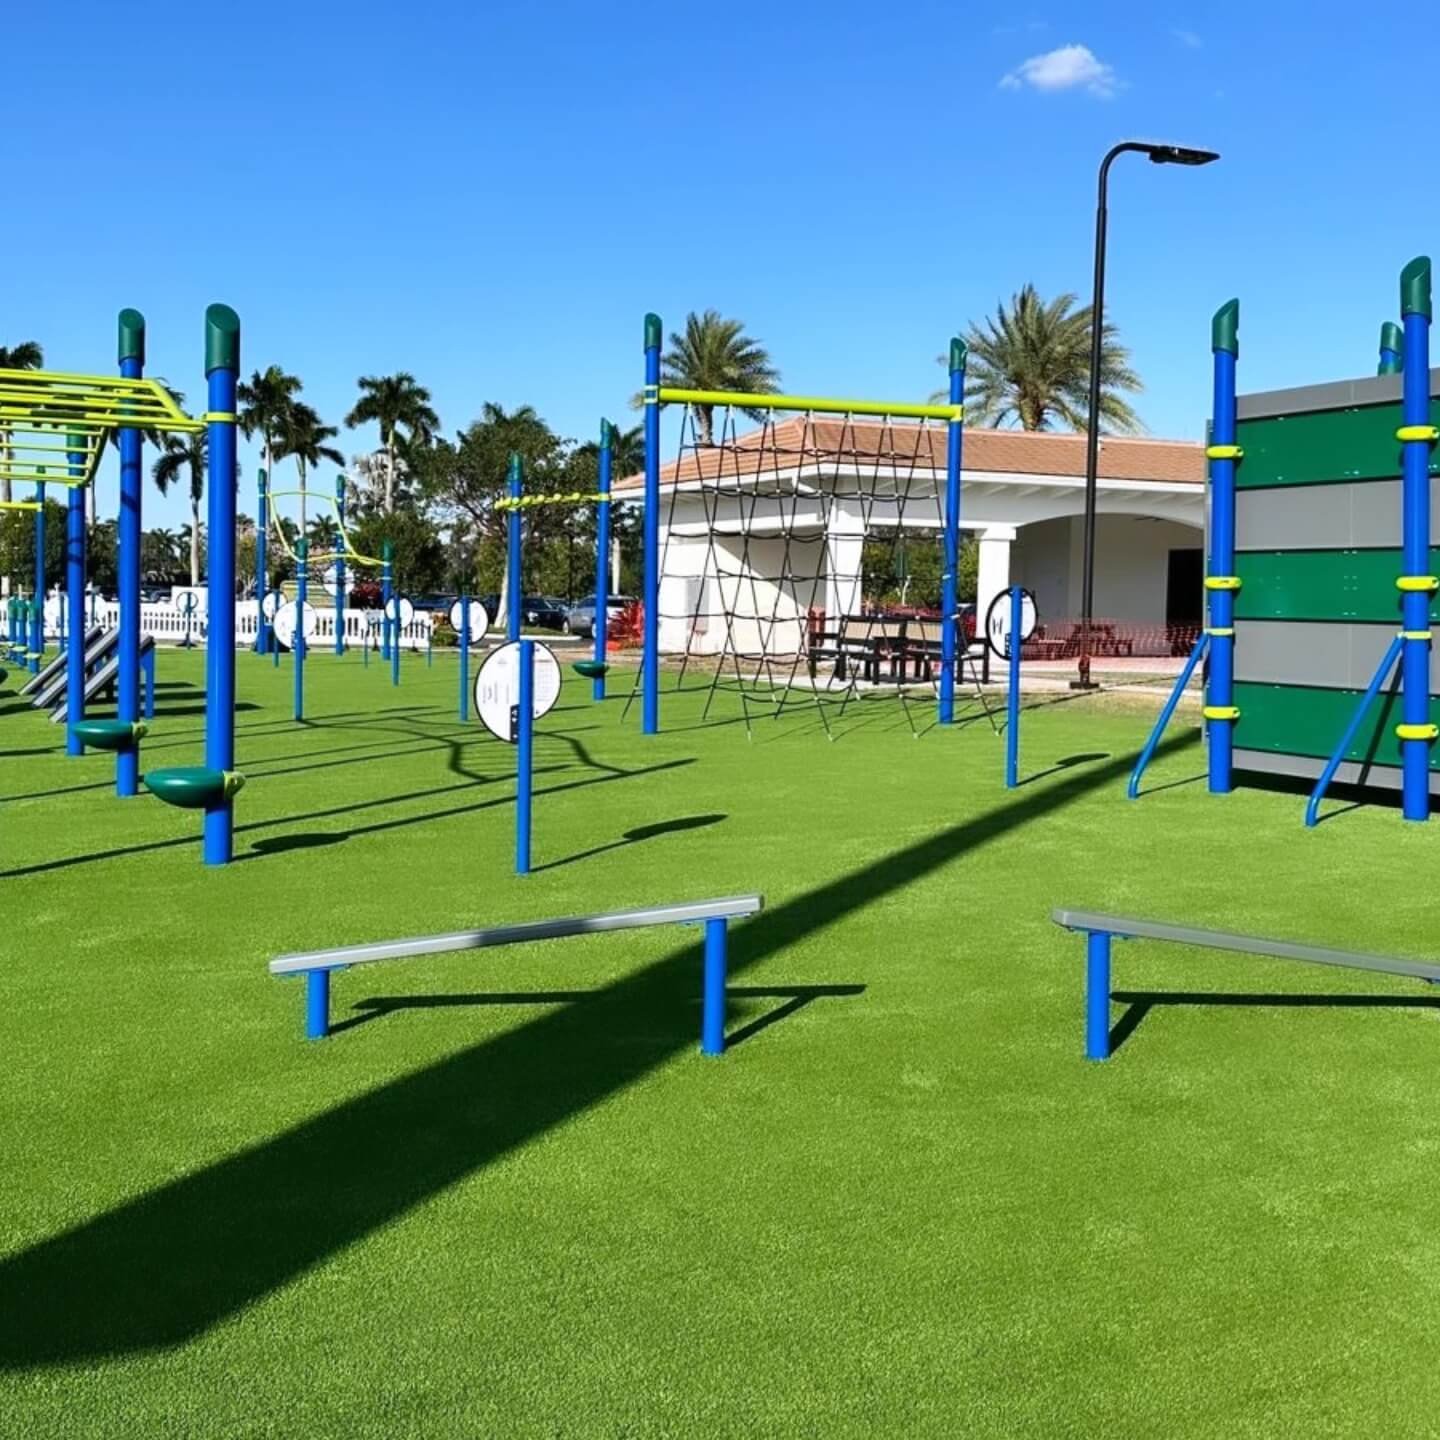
[985,585,1038,789]
[636,315,969,738]
[1132,259,1439,824]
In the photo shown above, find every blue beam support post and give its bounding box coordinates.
[334,474,347,655]
[1085,930,1112,1061]
[516,638,534,875]
[1206,300,1241,794]
[203,304,241,866]
[594,419,613,700]
[939,338,966,724]
[506,453,523,642]
[1005,584,1021,788]
[701,917,728,1056]
[30,478,45,674]
[255,468,269,654]
[116,308,145,797]
[304,970,330,1041]
[380,540,394,662]
[642,314,661,734]
[1397,258,1435,822]
[459,596,471,722]
[65,436,86,755]
[294,538,308,722]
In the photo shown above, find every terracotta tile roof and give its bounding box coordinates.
[612,416,1204,492]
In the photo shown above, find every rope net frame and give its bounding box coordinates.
[265,489,383,570]
[633,397,994,739]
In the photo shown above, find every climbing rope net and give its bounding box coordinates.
[642,391,993,737]
[266,490,383,570]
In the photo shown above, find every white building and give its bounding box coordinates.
[617,419,1205,661]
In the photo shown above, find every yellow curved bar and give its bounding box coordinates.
[0,500,43,512]
[658,387,963,423]
[1396,424,1440,443]
[1203,705,1241,721]
[1395,722,1438,741]
[1395,575,1439,592]
[1204,627,1235,637]
[495,491,612,511]
[1400,630,1433,640]
[1205,444,1244,460]
[1204,575,1242,591]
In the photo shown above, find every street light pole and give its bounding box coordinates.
[1075,140,1219,690]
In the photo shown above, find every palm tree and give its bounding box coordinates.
[152,432,208,586]
[143,527,183,583]
[273,402,344,532]
[940,284,1143,434]
[345,373,439,514]
[238,365,303,494]
[0,339,44,505]
[659,311,780,446]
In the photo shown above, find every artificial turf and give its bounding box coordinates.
[3,648,1440,1437]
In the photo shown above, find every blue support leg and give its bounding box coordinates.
[516,638,534,875]
[1005,584,1021,788]
[1085,930,1112,1061]
[305,969,330,1040]
[1128,633,1210,800]
[701,916,728,1056]
[939,339,965,725]
[642,316,661,734]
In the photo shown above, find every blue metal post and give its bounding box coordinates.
[1378,321,1403,376]
[304,970,330,1040]
[381,540,393,660]
[642,315,661,734]
[390,592,401,688]
[65,436,86,756]
[1398,259,1434,822]
[142,644,156,720]
[459,595,471,721]
[1206,300,1240,794]
[30,478,45,674]
[701,916,728,1057]
[294,537,308,722]
[516,637,534,874]
[116,308,145,797]
[1005,584,1021,788]
[255,468,269,654]
[594,419,613,700]
[939,338,966,724]
[334,474,347,655]
[506,452,523,642]
[1127,633,1211,800]
[203,304,241,866]
[1085,931,1112,1061]
[1305,635,1403,828]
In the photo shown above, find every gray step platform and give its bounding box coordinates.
[19,627,106,697]
[46,635,155,723]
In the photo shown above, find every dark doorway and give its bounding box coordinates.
[1166,547,1203,655]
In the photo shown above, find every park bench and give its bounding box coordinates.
[1052,907,1440,1061]
[270,895,764,1055]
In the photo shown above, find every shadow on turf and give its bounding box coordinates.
[530,813,726,874]
[0,732,1194,1368]
[1016,752,1109,787]
[1106,987,1440,1055]
[328,982,863,1042]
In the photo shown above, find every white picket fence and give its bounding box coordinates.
[39,594,435,651]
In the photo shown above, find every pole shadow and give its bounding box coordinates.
[530,814,727,874]
[1016,752,1109,787]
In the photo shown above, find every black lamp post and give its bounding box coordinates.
[1074,140,1219,689]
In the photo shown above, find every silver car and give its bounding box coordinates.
[564,594,636,640]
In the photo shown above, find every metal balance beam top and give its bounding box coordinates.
[271,895,765,1055]
[1053,907,1440,1062]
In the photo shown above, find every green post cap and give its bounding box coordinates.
[644,313,662,350]
[1378,321,1404,375]
[1211,299,1239,356]
[600,418,612,447]
[1401,257,1431,321]
[118,309,146,364]
[205,303,241,375]
[257,467,268,490]
[296,537,308,556]
[948,337,967,373]
[382,540,394,561]
[67,431,85,453]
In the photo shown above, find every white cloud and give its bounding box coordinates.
[1000,44,1119,99]
[1172,27,1202,47]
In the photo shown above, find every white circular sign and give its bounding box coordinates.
[322,566,342,597]
[449,599,490,644]
[385,596,415,628]
[259,589,286,621]
[272,600,320,650]
[985,588,1038,658]
[474,641,562,743]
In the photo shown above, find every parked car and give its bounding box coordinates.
[523,595,571,629]
[564,594,637,640]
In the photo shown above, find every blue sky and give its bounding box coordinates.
[7,1,1438,527]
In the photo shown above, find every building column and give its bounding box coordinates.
[824,499,865,620]
[975,525,1016,633]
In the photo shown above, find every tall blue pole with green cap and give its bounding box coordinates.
[255,468,269,653]
[204,303,242,864]
[381,539,394,660]
[116,307,146,797]
[334,474,347,655]
[642,314,661,734]
[1397,257,1435,822]
[65,434,86,755]
[1378,321,1403,376]
[939,337,966,724]
[1205,298,1240,794]
[506,452,523,641]
[294,537,308,721]
[594,418,613,700]
[29,473,45,675]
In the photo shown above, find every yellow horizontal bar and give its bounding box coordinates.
[1396,575,1439,593]
[0,501,43,511]
[1204,576,1241,591]
[1203,705,1240,721]
[1206,444,1244,460]
[1396,722,1439,741]
[0,438,99,455]
[1396,425,1440,443]
[657,387,963,422]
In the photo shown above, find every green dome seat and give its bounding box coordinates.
[145,767,246,810]
[70,719,147,752]
[571,659,609,678]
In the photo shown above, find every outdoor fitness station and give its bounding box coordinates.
[1131,256,1439,825]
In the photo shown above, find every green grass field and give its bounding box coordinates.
[4,648,1440,1437]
